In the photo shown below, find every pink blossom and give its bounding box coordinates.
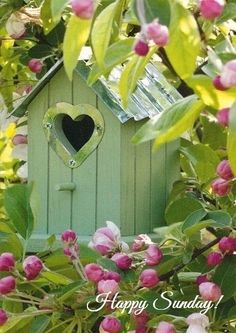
[139,269,159,288]
[100,316,121,333]
[134,39,149,56]
[199,0,225,20]
[23,255,43,280]
[219,236,236,254]
[103,271,121,282]
[0,276,16,294]
[97,279,119,298]
[132,234,152,252]
[146,20,169,47]
[186,313,209,333]
[196,274,210,286]
[216,108,230,127]
[217,160,234,180]
[211,178,231,196]
[85,263,104,282]
[89,221,129,255]
[28,59,43,73]
[207,252,223,267]
[12,134,28,145]
[71,0,94,19]
[63,243,80,260]
[220,60,236,88]
[111,253,132,270]
[0,309,8,326]
[6,13,25,39]
[61,229,77,243]
[0,253,15,271]
[213,75,228,91]
[199,282,222,301]
[145,245,163,266]
[155,321,176,333]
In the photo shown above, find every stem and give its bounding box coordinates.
[136,0,146,26]
[73,260,87,281]
[44,318,73,333]
[12,291,42,302]
[1,296,40,305]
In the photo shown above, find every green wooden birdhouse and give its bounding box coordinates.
[13,59,182,251]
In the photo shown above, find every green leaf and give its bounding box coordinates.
[119,47,157,107]
[186,75,236,109]
[41,272,73,285]
[87,38,135,85]
[217,2,236,24]
[79,244,101,264]
[29,44,52,58]
[214,255,236,301]
[91,2,117,67]
[29,316,50,333]
[51,0,69,24]
[165,197,203,224]
[182,209,207,233]
[228,102,236,176]
[4,183,34,240]
[206,211,232,227]
[165,2,201,79]
[57,281,86,302]
[63,15,91,80]
[97,258,118,271]
[132,96,204,148]
[132,0,171,26]
[41,0,57,34]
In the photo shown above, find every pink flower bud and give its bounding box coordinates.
[0,309,8,326]
[132,234,152,252]
[213,75,228,91]
[135,325,147,333]
[100,316,121,333]
[0,253,15,271]
[111,253,132,270]
[85,263,104,282]
[103,271,121,283]
[61,229,77,243]
[216,108,230,127]
[211,178,231,196]
[63,243,80,259]
[71,0,94,19]
[207,252,223,267]
[0,276,16,294]
[199,282,222,301]
[219,236,236,254]
[196,274,210,286]
[199,0,225,20]
[134,39,149,56]
[28,59,43,73]
[12,134,28,146]
[145,244,163,266]
[155,321,176,333]
[217,160,234,180]
[6,14,26,39]
[139,269,160,288]
[23,255,43,280]
[97,279,119,297]
[146,21,169,47]
[133,311,149,325]
[220,60,236,88]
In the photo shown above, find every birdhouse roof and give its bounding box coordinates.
[12,57,182,123]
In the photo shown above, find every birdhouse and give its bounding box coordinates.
[13,59,182,251]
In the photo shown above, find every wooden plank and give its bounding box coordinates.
[151,144,167,229]
[135,121,151,234]
[28,86,49,235]
[165,140,180,201]
[48,68,72,234]
[120,120,136,236]
[72,74,97,235]
[96,98,121,230]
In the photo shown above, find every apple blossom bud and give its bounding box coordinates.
[134,39,149,56]
[213,75,228,91]
[186,313,209,333]
[216,160,234,180]
[100,316,121,333]
[155,321,176,333]
[139,269,160,288]
[132,234,152,252]
[133,311,149,325]
[85,263,104,282]
[12,134,28,146]
[219,236,236,254]
[61,229,77,243]
[63,243,80,260]
[145,244,163,266]
[199,0,225,20]
[199,282,222,301]
[216,108,230,127]
[111,253,132,270]
[211,178,231,196]
[0,309,8,326]
[207,252,223,267]
[97,279,119,297]
[196,274,210,286]
[28,59,43,74]
[103,271,121,283]
[6,14,26,39]
[71,0,94,19]
[220,60,236,88]
[0,253,15,271]
[146,21,169,47]
[0,276,16,294]
[23,255,43,280]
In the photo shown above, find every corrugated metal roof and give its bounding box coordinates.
[11,58,182,123]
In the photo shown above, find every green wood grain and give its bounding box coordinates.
[72,74,97,235]
[96,98,121,229]
[135,120,151,234]
[120,119,136,236]
[28,87,49,234]
[165,140,180,201]
[48,68,72,234]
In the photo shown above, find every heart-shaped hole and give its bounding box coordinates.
[55,114,95,153]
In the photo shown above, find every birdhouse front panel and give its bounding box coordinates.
[27,65,180,251]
